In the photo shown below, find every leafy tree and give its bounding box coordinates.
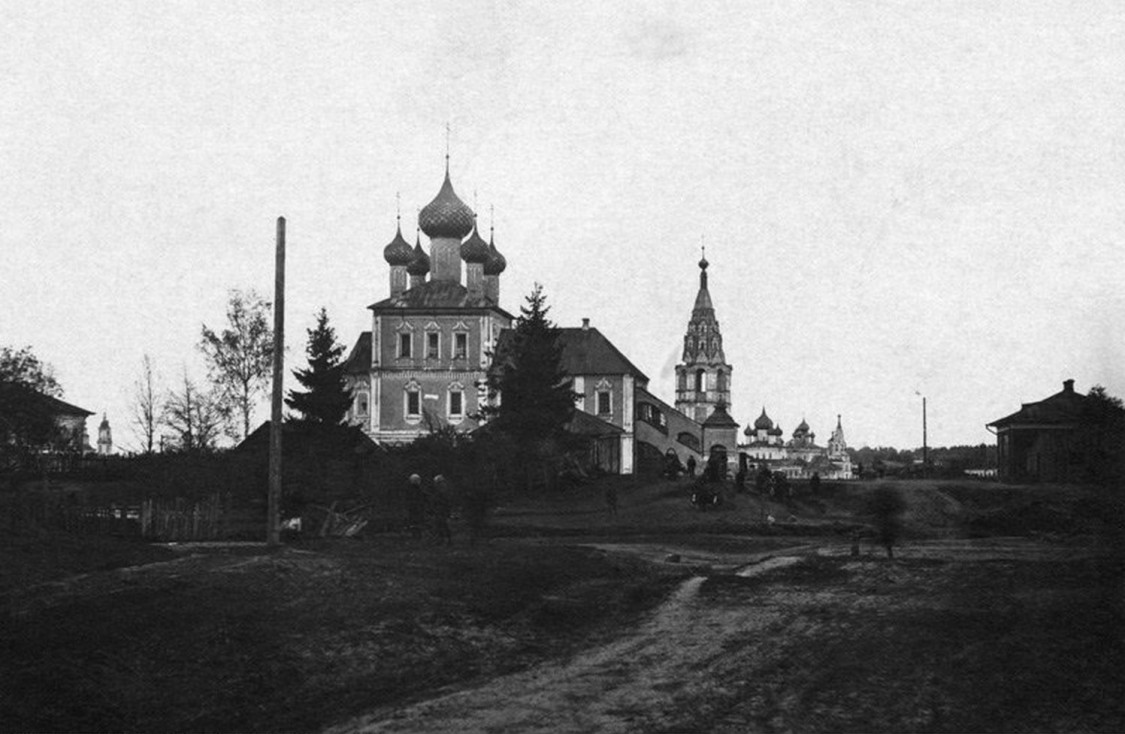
[483,284,576,444]
[286,308,352,425]
[199,289,274,440]
[130,354,161,453]
[1081,385,1125,486]
[162,373,226,453]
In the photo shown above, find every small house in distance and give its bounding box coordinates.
[987,379,1112,483]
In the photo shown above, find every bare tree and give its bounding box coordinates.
[199,289,274,440]
[162,373,225,452]
[130,354,160,454]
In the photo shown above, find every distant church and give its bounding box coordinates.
[343,152,850,478]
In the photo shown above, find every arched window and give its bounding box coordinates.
[695,369,705,392]
[716,370,726,392]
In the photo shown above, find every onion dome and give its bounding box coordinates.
[382,222,413,266]
[460,219,490,263]
[794,418,810,435]
[770,424,783,437]
[753,408,773,431]
[406,236,430,276]
[484,228,507,275]
[419,169,475,239]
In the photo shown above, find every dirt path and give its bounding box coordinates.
[325,554,807,734]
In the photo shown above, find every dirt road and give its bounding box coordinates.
[326,538,1116,733]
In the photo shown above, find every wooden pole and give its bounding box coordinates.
[922,396,928,478]
[268,216,285,546]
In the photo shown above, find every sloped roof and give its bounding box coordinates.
[0,382,93,417]
[702,403,740,428]
[493,326,649,382]
[565,409,625,437]
[368,279,512,317]
[555,327,649,381]
[988,380,1089,428]
[342,332,371,375]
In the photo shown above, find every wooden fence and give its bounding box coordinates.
[138,495,230,541]
[1,493,235,541]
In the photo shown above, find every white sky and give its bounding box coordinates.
[2,1,1123,451]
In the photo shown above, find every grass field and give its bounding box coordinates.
[2,476,1122,732]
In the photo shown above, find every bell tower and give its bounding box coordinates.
[675,250,733,423]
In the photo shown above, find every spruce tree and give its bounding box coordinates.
[485,284,576,441]
[286,308,352,425]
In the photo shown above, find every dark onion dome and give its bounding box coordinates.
[406,238,430,276]
[419,169,475,239]
[484,230,507,275]
[460,221,490,263]
[794,418,810,435]
[383,223,413,266]
[770,424,783,436]
[753,408,773,431]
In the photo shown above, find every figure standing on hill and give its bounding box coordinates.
[430,475,453,545]
[604,484,619,516]
[686,455,696,477]
[405,474,425,540]
[462,482,489,545]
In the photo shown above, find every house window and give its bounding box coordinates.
[597,390,612,416]
[426,332,440,359]
[453,332,468,360]
[398,332,412,358]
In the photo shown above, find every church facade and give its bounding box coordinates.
[343,161,512,443]
[740,409,854,479]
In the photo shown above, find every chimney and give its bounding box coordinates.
[581,318,590,331]
[1063,379,1074,393]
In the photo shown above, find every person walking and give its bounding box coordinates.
[686,455,697,477]
[405,474,425,540]
[431,475,453,545]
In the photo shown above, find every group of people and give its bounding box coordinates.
[404,473,489,545]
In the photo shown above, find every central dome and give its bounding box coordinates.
[419,170,475,239]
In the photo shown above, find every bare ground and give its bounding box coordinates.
[327,538,1124,734]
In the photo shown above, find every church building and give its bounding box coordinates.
[343,160,513,443]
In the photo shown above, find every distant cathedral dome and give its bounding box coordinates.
[406,238,430,276]
[460,220,490,263]
[419,169,475,239]
[484,230,507,275]
[794,418,810,435]
[754,408,774,431]
[382,223,413,266]
[770,424,783,437]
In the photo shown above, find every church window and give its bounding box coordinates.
[716,370,726,392]
[356,393,369,417]
[695,369,706,392]
[449,390,463,418]
[597,390,612,416]
[398,333,412,359]
[426,331,440,359]
[404,380,422,419]
[453,332,468,360]
[677,431,701,452]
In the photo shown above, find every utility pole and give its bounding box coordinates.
[267,216,285,546]
[922,396,928,478]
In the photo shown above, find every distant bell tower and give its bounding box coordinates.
[97,414,112,456]
[675,249,733,423]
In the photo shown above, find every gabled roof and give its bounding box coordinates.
[493,326,649,382]
[0,382,93,417]
[988,380,1089,428]
[368,279,512,318]
[555,327,649,382]
[342,332,371,375]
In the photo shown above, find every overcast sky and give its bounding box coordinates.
[2,1,1123,451]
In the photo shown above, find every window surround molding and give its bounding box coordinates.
[403,378,422,424]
